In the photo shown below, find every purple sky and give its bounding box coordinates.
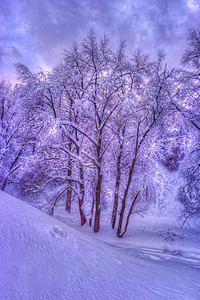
[0,0,200,82]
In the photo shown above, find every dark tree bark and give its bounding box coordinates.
[118,190,140,238]
[89,197,95,227]
[94,166,102,232]
[65,99,73,212]
[1,178,8,191]
[94,125,103,233]
[79,165,86,226]
[111,126,125,229]
[117,122,140,237]
[116,107,163,236]
[1,146,24,191]
[111,152,122,229]
[65,142,72,212]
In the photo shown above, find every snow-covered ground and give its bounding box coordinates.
[55,204,200,269]
[0,191,200,300]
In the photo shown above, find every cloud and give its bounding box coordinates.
[0,0,200,82]
[186,0,200,12]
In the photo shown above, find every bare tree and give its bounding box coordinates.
[116,51,177,237]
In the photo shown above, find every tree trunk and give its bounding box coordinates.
[118,190,140,238]
[79,166,86,226]
[79,183,86,226]
[111,141,123,229]
[117,123,140,237]
[116,160,135,236]
[1,147,24,191]
[111,185,119,229]
[93,131,102,232]
[66,144,72,212]
[1,177,8,191]
[89,197,95,227]
[94,166,102,233]
[66,189,72,212]
[66,99,73,212]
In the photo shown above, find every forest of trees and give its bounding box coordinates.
[0,27,200,236]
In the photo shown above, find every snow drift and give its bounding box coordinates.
[0,191,199,300]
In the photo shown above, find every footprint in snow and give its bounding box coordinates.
[49,225,68,238]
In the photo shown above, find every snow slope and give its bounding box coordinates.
[0,191,200,300]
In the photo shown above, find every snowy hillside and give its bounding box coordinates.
[0,191,200,300]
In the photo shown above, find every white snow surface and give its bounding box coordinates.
[0,191,200,300]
